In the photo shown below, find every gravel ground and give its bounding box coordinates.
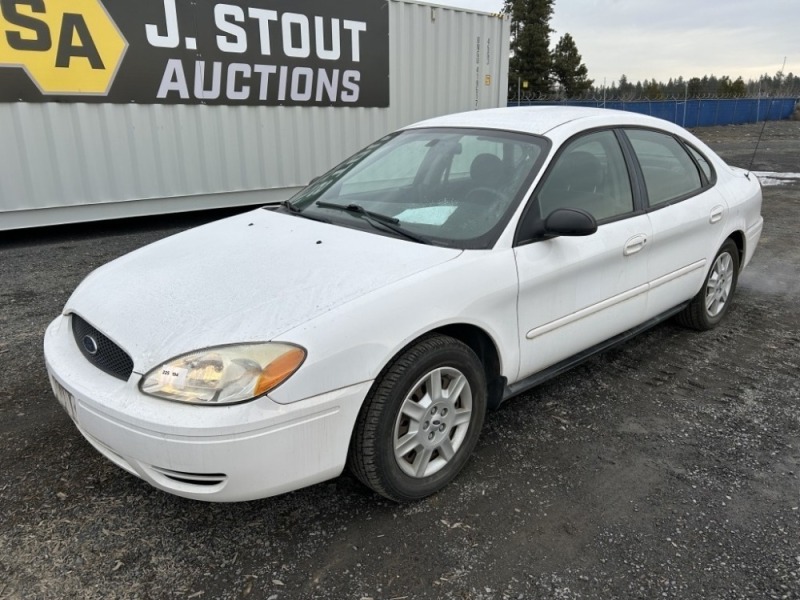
[1,121,799,600]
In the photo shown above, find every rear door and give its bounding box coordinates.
[621,129,728,317]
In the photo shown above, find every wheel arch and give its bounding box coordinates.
[726,230,745,271]
[433,323,505,410]
[363,323,507,415]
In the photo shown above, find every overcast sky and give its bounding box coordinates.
[434,0,799,87]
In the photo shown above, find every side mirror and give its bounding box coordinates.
[517,206,598,245]
[544,208,597,236]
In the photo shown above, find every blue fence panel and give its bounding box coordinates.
[509,98,798,127]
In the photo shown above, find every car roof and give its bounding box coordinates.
[405,106,678,137]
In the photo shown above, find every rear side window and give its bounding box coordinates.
[625,129,703,207]
[686,145,713,181]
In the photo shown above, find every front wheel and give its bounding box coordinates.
[348,334,487,502]
[676,239,740,330]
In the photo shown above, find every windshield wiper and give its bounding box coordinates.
[315,201,430,244]
[277,200,331,223]
[281,200,302,213]
[316,201,399,223]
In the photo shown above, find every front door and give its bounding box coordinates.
[515,129,652,379]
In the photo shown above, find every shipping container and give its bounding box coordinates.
[0,0,510,230]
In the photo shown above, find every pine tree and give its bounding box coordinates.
[643,79,662,99]
[687,77,702,97]
[551,33,593,97]
[730,77,746,96]
[717,76,733,97]
[504,0,554,95]
[618,74,634,98]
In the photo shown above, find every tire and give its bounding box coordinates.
[348,334,487,502]
[676,239,740,331]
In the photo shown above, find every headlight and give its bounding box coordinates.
[139,343,306,405]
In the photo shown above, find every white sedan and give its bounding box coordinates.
[44,107,763,502]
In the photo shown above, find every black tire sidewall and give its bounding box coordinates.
[373,339,487,501]
[701,240,740,328]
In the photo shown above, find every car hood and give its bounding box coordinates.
[64,209,462,373]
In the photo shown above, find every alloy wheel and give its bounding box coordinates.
[392,367,473,478]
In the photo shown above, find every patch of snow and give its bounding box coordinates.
[752,171,800,187]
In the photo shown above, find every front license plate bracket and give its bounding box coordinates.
[49,375,78,423]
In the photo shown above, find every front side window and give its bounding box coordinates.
[286,128,549,249]
[624,129,704,207]
[537,130,634,222]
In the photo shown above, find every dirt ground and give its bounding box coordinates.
[1,121,798,600]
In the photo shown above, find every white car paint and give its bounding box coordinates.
[63,210,463,373]
[515,213,653,377]
[44,107,764,502]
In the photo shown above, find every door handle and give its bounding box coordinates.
[709,205,724,224]
[623,234,648,256]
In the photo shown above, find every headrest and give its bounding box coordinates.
[469,153,505,187]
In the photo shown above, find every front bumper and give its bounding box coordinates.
[44,315,369,502]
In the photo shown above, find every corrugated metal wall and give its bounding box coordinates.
[0,1,510,230]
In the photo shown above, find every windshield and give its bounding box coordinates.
[284,127,549,249]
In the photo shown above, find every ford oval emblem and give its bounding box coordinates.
[82,335,99,355]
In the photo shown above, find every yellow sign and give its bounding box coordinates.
[0,0,127,95]
[522,80,529,89]
[484,74,491,86]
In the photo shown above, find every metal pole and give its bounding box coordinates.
[756,79,761,123]
[518,76,521,106]
[683,83,688,127]
[602,77,606,109]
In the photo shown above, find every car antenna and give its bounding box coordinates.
[746,108,770,179]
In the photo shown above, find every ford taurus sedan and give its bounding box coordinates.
[44,107,763,502]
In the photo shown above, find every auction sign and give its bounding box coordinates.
[0,0,389,106]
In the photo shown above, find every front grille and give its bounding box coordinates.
[71,314,134,381]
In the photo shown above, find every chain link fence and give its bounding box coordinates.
[507,96,799,127]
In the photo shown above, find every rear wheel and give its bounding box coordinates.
[676,239,740,330]
[348,334,487,502]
